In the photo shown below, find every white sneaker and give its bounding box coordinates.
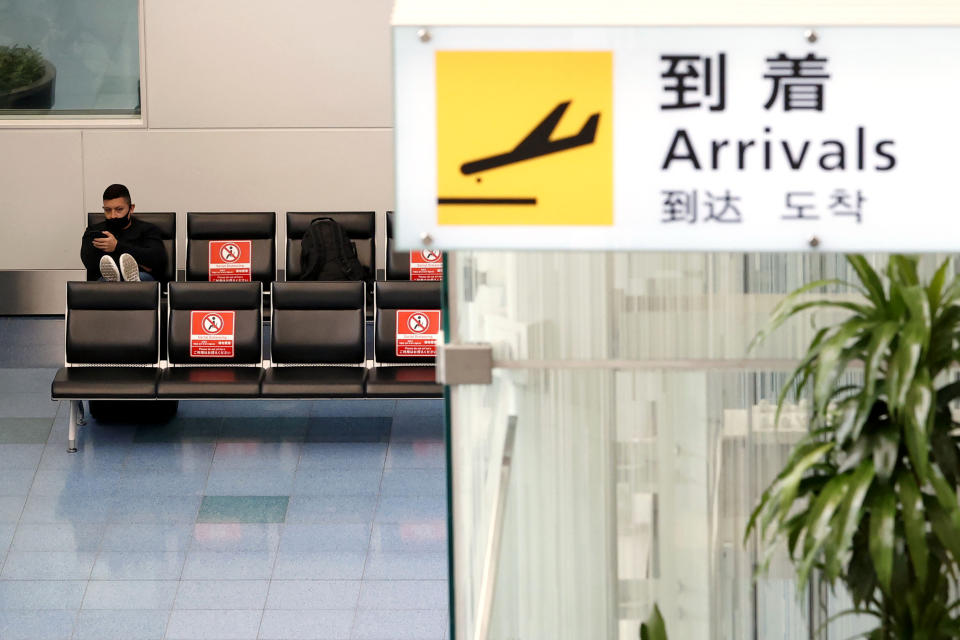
[99,255,120,281]
[119,253,140,282]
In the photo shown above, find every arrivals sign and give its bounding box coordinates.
[393,27,952,251]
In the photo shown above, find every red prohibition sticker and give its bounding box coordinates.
[190,310,236,358]
[396,309,441,357]
[208,240,252,282]
[409,250,443,281]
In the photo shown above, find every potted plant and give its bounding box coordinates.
[0,45,55,109]
[747,254,960,638]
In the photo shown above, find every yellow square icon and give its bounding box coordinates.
[436,50,613,226]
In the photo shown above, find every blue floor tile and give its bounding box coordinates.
[37,442,129,471]
[265,580,361,609]
[384,441,446,469]
[0,444,45,469]
[352,608,447,640]
[19,493,115,524]
[81,580,179,609]
[272,551,367,580]
[212,441,302,471]
[0,344,64,368]
[11,523,103,552]
[0,417,54,444]
[393,399,444,418]
[310,399,396,418]
[73,609,170,640]
[0,392,60,418]
[173,579,269,610]
[90,551,186,580]
[0,579,86,609]
[379,469,446,496]
[197,496,289,524]
[204,467,296,495]
[389,414,444,442]
[368,523,448,553]
[357,580,448,610]
[259,609,354,639]
[121,442,216,471]
[292,468,383,495]
[219,416,309,441]
[375,495,447,523]
[28,468,129,496]
[1,550,98,579]
[165,609,263,639]
[181,550,277,580]
[298,443,387,470]
[117,470,210,496]
[191,523,282,552]
[0,522,15,553]
[0,367,59,393]
[285,495,378,524]
[306,417,391,443]
[132,417,222,443]
[99,523,193,551]
[279,524,371,553]
[106,495,203,523]
[0,495,26,523]
[0,467,37,495]
[362,552,448,580]
[0,609,76,640]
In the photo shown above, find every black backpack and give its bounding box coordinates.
[299,217,366,281]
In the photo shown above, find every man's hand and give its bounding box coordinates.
[92,231,118,253]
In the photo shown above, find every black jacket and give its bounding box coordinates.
[81,217,167,281]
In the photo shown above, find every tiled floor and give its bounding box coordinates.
[0,317,449,640]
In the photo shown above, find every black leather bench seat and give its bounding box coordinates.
[52,367,160,399]
[260,366,366,398]
[365,366,441,398]
[157,367,263,398]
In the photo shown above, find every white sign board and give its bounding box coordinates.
[394,26,960,251]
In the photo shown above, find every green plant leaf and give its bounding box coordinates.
[769,442,836,535]
[872,424,900,481]
[639,604,667,640]
[926,257,951,311]
[796,473,852,590]
[927,498,960,568]
[824,461,875,583]
[813,319,872,416]
[925,467,960,572]
[839,322,898,444]
[846,255,887,310]
[868,484,896,595]
[930,427,960,489]
[904,372,933,483]
[890,255,921,288]
[750,278,864,351]
[897,472,929,587]
[887,320,926,416]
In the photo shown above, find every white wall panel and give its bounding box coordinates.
[145,0,394,129]
[82,129,394,268]
[0,130,84,270]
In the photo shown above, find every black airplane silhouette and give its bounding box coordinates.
[460,101,600,175]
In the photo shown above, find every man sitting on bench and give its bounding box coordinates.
[81,184,166,282]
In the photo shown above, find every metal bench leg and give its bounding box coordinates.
[76,400,86,426]
[68,400,80,453]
